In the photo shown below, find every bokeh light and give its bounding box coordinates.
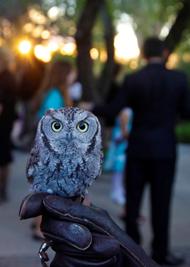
[28,9,46,25]
[114,15,140,63]
[90,48,99,60]
[100,51,107,62]
[166,53,179,69]
[34,44,52,63]
[47,40,59,53]
[41,30,51,39]
[48,6,61,21]
[32,26,44,38]
[23,23,34,33]
[114,23,140,62]
[60,41,76,56]
[18,39,32,55]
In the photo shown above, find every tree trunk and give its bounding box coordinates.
[165,0,190,53]
[75,0,104,101]
[97,1,115,103]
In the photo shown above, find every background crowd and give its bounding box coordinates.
[0,0,190,266]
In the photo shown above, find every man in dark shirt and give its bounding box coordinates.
[93,37,190,266]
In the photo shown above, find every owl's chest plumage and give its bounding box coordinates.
[31,145,94,197]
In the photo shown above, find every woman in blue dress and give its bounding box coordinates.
[37,60,74,117]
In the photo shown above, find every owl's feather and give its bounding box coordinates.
[27,107,103,197]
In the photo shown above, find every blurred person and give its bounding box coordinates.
[13,56,45,151]
[104,108,132,206]
[30,59,74,240]
[105,63,123,127]
[0,48,17,203]
[68,76,83,106]
[91,37,190,265]
[34,60,74,117]
[106,63,123,104]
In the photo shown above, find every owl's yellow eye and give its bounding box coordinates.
[77,121,89,133]
[51,121,63,132]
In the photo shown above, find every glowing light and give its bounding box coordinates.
[2,27,12,38]
[18,40,32,55]
[48,6,61,20]
[114,18,140,62]
[160,19,173,39]
[29,9,46,24]
[129,60,138,70]
[32,26,43,38]
[166,53,179,69]
[23,23,34,33]
[90,48,99,60]
[41,30,50,39]
[100,50,107,62]
[47,40,59,53]
[34,44,52,63]
[60,42,76,56]
[160,25,169,38]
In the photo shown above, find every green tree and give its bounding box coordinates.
[1,0,190,102]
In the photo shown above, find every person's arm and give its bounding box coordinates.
[93,76,131,119]
[118,108,131,139]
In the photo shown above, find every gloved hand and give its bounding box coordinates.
[19,193,159,267]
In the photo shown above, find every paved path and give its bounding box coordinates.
[0,145,189,266]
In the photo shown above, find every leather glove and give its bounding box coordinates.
[19,193,159,267]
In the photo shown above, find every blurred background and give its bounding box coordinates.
[0,0,190,140]
[0,0,189,266]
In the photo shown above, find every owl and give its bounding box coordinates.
[27,107,103,198]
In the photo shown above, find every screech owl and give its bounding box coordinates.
[26,107,103,198]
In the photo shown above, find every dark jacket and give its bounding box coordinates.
[94,63,190,158]
[0,70,17,135]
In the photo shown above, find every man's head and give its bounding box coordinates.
[142,37,168,61]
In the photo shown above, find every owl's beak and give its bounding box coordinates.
[65,133,72,142]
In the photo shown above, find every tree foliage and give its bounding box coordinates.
[113,0,181,44]
[1,0,190,102]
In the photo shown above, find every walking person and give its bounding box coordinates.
[104,108,132,206]
[0,49,17,203]
[91,37,190,265]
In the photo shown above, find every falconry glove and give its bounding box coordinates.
[20,193,159,267]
